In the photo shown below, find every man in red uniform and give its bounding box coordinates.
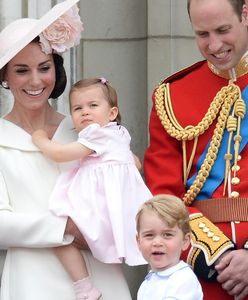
[144,0,248,299]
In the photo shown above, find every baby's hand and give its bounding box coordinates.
[32,129,49,144]
[133,153,142,171]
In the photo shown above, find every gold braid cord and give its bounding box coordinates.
[155,82,242,206]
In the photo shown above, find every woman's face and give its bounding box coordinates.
[5,42,56,111]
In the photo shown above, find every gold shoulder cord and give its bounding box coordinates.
[155,82,245,206]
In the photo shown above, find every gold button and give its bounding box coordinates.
[231,177,240,185]
[237,155,242,161]
[231,191,240,198]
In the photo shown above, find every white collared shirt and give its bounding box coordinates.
[137,261,203,300]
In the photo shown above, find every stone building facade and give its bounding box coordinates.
[0,0,202,298]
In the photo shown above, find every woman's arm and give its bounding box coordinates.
[0,210,72,248]
[0,170,88,249]
[32,129,93,162]
[0,172,69,248]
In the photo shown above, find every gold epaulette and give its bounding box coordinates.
[188,213,235,267]
[158,60,206,85]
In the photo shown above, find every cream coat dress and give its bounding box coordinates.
[0,116,131,300]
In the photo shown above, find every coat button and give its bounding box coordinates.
[231,177,240,185]
[232,165,240,172]
[231,191,240,198]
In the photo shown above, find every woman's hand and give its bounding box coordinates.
[65,217,89,250]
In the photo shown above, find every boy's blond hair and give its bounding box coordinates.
[136,194,191,235]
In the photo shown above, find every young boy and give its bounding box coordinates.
[136,194,203,300]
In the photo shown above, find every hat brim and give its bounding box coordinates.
[0,0,80,69]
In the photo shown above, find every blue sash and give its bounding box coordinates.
[186,84,248,200]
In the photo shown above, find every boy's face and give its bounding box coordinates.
[136,211,190,272]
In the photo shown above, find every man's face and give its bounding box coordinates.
[189,0,248,70]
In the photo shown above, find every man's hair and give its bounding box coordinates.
[136,194,191,235]
[187,0,245,21]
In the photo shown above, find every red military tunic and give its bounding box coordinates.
[144,59,248,300]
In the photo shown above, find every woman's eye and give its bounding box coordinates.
[16,69,28,74]
[40,65,51,72]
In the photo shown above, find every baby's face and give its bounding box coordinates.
[70,85,117,132]
[136,211,190,272]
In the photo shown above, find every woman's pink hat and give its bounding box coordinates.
[0,0,83,69]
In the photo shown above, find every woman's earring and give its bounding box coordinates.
[2,81,9,88]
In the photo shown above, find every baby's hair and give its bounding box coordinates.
[136,194,191,235]
[69,77,121,123]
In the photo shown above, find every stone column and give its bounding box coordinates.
[147,0,202,112]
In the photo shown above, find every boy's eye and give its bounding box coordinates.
[163,232,173,238]
[144,233,153,238]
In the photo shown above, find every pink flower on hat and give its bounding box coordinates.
[39,5,83,54]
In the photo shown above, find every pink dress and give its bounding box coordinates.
[49,122,152,265]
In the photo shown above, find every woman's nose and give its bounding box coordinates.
[29,72,42,85]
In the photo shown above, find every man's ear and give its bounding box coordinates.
[242,4,248,25]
